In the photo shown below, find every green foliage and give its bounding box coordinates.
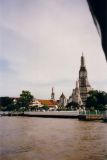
[0,97,13,111]
[0,91,34,111]
[18,90,34,110]
[0,97,13,107]
[41,105,49,111]
[66,101,79,110]
[86,90,107,111]
[30,105,38,111]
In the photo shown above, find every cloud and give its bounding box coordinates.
[0,0,107,98]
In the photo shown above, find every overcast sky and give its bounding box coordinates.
[0,0,107,99]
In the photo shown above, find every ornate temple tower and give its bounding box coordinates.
[79,54,91,106]
[71,81,83,106]
[51,87,55,100]
[59,92,67,108]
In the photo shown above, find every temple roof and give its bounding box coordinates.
[37,99,57,106]
[60,92,66,98]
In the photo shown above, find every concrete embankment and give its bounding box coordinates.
[1,111,106,121]
[24,111,78,118]
[0,111,79,118]
[78,114,104,121]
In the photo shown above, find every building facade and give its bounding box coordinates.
[31,99,58,110]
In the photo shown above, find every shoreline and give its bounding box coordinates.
[0,111,107,122]
[0,111,78,119]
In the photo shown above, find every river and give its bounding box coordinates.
[0,117,107,160]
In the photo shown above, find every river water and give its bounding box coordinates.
[0,117,107,160]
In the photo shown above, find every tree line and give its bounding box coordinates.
[86,90,107,111]
[66,90,107,111]
[0,90,107,112]
[0,90,33,112]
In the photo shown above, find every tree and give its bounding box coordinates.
[18,90,34,110]
[66,101,79,110]
[30,105,39,111]
[86,90,107,111]
[0,97,13,111]
[86,95,98,109]
[41,105,49,111]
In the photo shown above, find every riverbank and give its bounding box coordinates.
[78,114,104,121]
[0,111,79,118]
[0,111,107,122]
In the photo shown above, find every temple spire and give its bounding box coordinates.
[76,80,79,89]
[51,87,55,100]
[81,53,85,67]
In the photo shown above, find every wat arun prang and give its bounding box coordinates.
[69,54,92,107]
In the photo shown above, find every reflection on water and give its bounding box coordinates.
[0,117,107,160]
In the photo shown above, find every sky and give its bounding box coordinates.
[0,0,107,99]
